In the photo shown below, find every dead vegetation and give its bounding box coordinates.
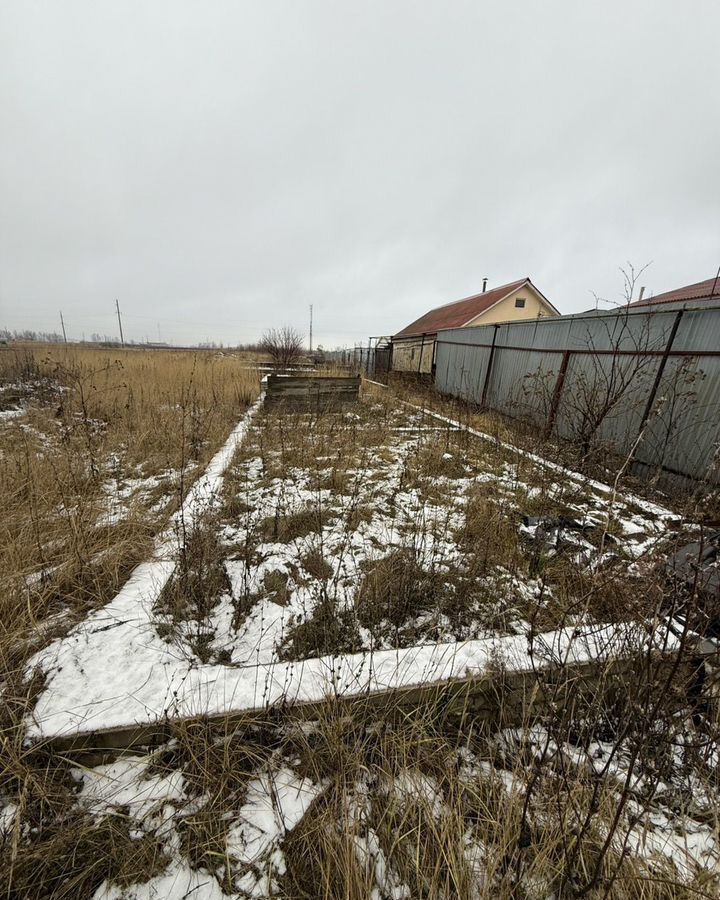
[6,670,713,900]
[199,385,683,667]
[0,344,262,896]
[2,359,720,897]
[0,343,260,675]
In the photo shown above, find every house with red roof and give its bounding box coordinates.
[628,274,720,310]
[391,277,559,374]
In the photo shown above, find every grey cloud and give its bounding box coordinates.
[2,1,719,346]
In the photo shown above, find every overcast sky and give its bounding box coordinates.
[2,2,719,347]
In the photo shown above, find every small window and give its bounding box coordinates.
[515,297,526,308]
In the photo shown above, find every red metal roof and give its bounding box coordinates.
[394,278,532,339]
[630,275,720,307]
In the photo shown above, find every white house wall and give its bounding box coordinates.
[465,285,554,327]
[392,336,435,374]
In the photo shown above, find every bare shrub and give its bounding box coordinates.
[260,326,305,368]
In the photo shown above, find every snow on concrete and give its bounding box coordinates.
[26,394,265,740]
[25,392,686,744]
[401,400,678,523]
[26,619,682,742]
[92,862,228,900]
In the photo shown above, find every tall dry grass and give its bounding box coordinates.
[1,359,719,898]
[381,373,720,519]
[0,345,260,859]
[0,344,259,665]
[4,683,714,899]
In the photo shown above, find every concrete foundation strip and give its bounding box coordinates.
[363,379,676,522]
[26,386,716,759]
[117,391,267,597]
[32,622,715,761]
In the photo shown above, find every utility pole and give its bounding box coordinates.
[115,298,125,346]
[59,311,68,344]
[309,304,313,352]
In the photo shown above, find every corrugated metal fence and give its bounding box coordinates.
[434,305,720,483]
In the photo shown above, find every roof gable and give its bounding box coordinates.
[394,278,533,338]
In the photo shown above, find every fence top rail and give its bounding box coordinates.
[434,338,720,358]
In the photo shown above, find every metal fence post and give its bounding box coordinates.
[631,309,684,467]
[480,324,500,409]
[544,349,571,437]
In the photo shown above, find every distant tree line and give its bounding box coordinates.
[1,328,347,357]
[1,328,65,343]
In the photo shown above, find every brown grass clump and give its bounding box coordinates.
[356,549,443,634]
[301,548,334,581]
[415,442,471,480]
[355,544,521,644]
[278,596,362,661]
[345,503,374,531]
[458,489,523,573]
[260,569,293,606]
[157,520,232,654]
[2,813,168,899]
[260,508,328,543]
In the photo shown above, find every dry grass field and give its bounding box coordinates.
[0,344,260,672]
[1,347,719,899]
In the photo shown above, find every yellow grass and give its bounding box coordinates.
[0,344,260,673]
[1,351,718,899]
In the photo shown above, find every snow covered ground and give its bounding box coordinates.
[12,715,716,899]
[26,393,683,742]
[7,386,720,897]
